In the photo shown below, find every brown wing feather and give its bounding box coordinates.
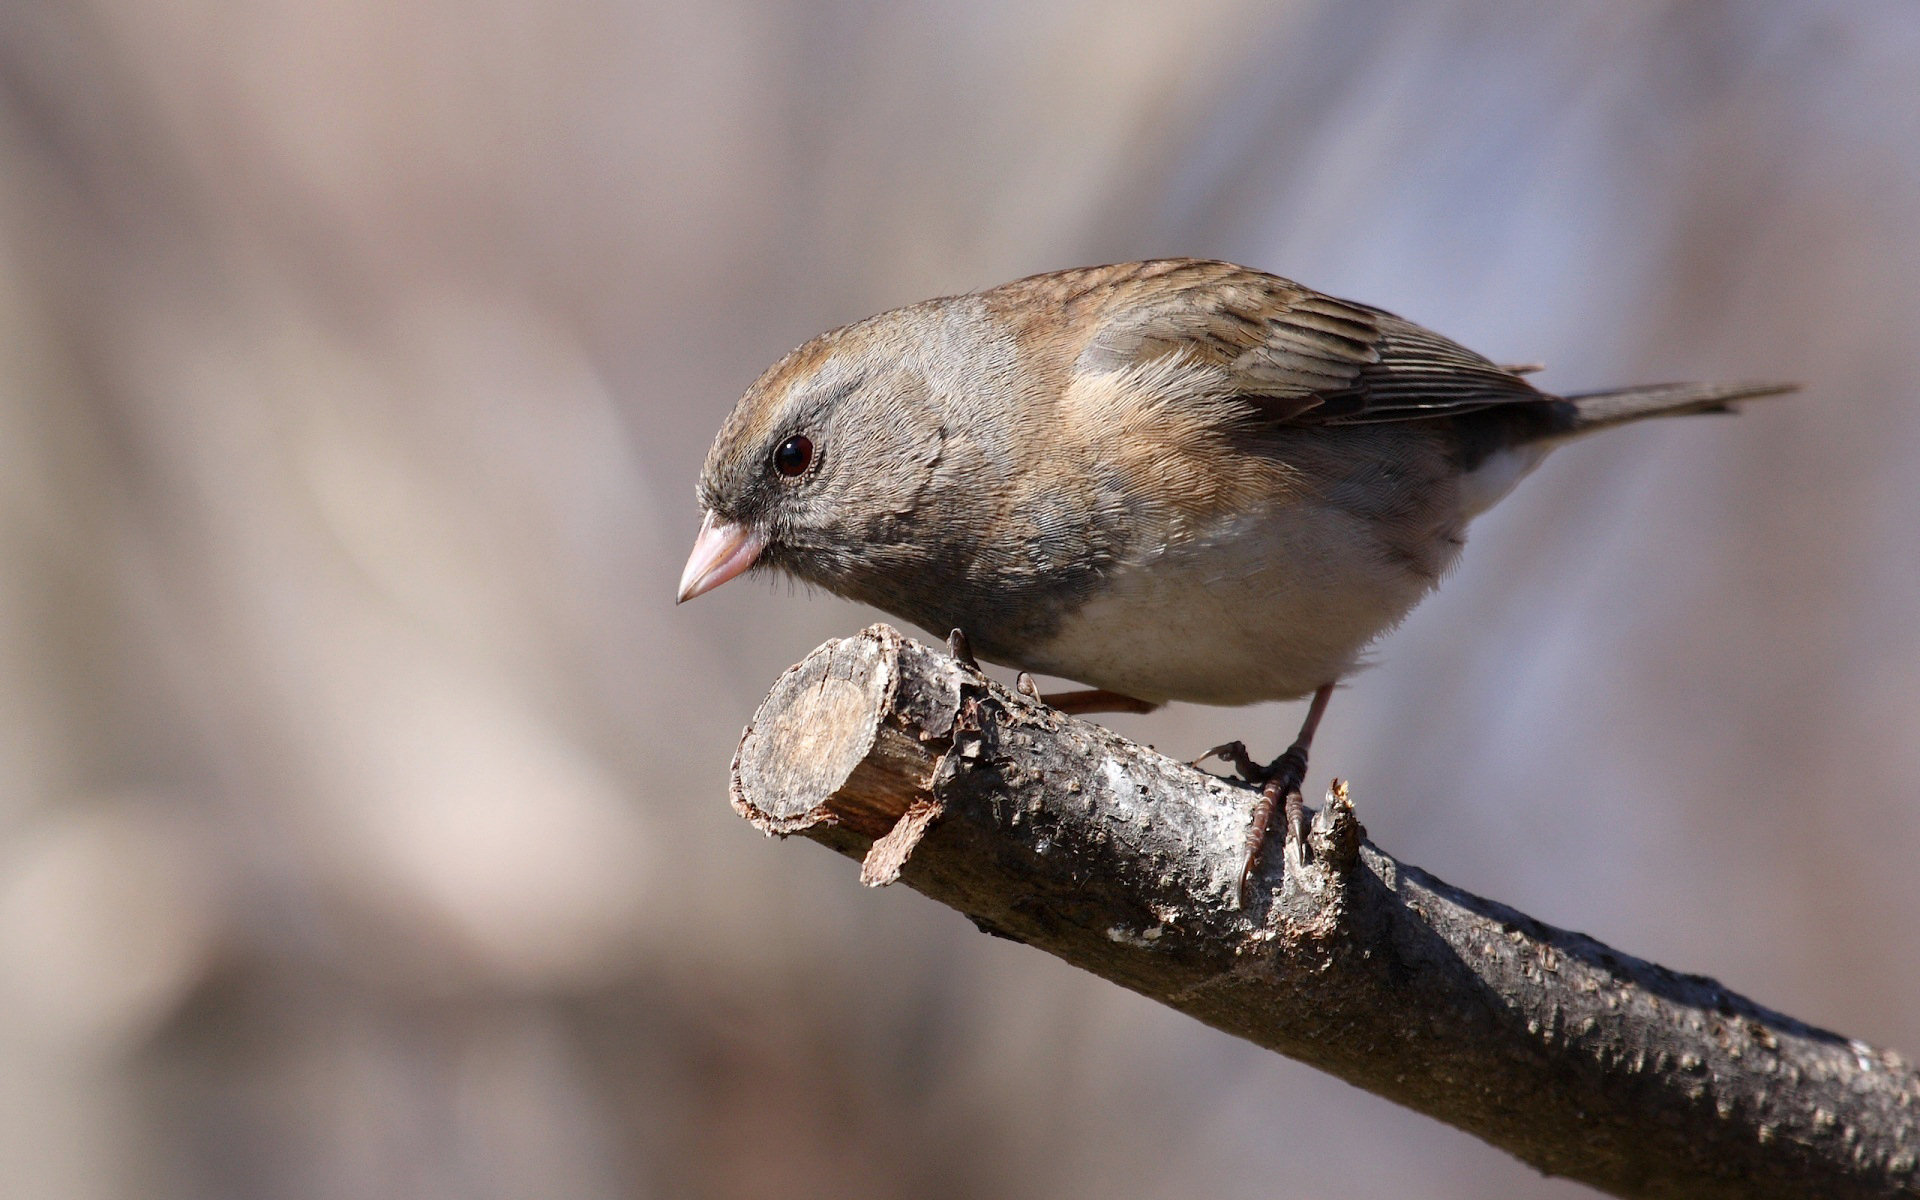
[995,259,1546,425]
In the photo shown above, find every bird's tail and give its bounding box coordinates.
[1555,381,1800,436]
[1459,380,1800,516]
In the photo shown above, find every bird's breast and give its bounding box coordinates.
[1020,492,1460,706]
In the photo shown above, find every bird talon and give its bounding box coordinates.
[1283,786,1311,869]
[1232,683,1336,906]
[1016,672,1042,700]
[947,628,980,672]
[1193,740,1265,782]
[1238,774,1312,904]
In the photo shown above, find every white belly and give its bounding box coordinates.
[1022,502,1458,706]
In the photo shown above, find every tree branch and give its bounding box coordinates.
[729,625,1920,1199]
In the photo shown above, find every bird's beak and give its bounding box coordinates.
[677,513,766,603]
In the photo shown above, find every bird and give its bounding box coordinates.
[678,259,1794,895]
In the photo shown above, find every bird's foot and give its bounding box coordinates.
[1210,683,1335,905]
[1235,743,1312,904]
[947,628,980,672]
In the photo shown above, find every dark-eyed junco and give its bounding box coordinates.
[679,259,1794,890]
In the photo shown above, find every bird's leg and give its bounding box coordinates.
[1040,689,1161,715]
[1238,682,1336,901]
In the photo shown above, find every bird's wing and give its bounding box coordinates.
[1054,260,1546,424]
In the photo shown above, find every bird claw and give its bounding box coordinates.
[1192,740,1265,782]
[1234,743,1312,904]
[1193,740,1306,903]
[947,628,980,672]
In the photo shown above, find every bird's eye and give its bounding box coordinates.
[773,435,813,477]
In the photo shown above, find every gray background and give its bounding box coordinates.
[2,2,1916,1197]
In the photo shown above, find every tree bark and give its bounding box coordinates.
[729,625,1920,1199]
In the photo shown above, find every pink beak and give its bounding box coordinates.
[677,513,767,603]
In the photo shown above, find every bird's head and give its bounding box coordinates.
[678,312,953,606]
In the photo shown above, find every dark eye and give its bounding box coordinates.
[773,435,813,477]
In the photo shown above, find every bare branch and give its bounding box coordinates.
[730,625,1920,1200]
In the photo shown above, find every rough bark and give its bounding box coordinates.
[729,625,1920,1199]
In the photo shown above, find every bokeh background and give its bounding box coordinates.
[3,2,1917,1197]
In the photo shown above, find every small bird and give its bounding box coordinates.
[679,259,1793,892]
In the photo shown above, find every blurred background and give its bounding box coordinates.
[2,2,1917,1196]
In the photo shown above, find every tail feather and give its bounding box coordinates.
[1558,381,1799,435]
[1459,380,1799,507]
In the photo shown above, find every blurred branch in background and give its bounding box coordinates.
[1,2,1918,1198]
